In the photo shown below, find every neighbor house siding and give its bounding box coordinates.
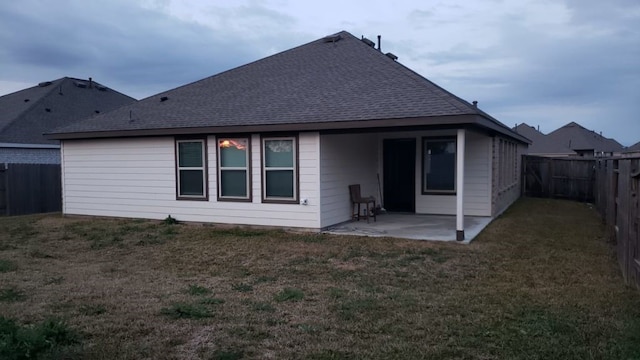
[61,134,321,228]
[319,133,378,228]
[379,130,492,216]
[0,147,60,164]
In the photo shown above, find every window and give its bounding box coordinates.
[176,138,207,200]
[217,137,250,200]
[262,136,297,202]
[422,137,456,194]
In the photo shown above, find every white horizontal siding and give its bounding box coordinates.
[378,130,492,217]
[63,167,172,175]
[62,137,176,219]
[319,133,378,228]
[415,131,491,216]
[463,131,492,215]
[61,134,321,229]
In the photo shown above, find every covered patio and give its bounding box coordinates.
[323,213,493,244]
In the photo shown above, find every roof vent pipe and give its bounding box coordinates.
[472,100,478,107]
[377,35,381,52]
[89,77,93,88]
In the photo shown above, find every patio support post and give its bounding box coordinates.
[456,129,465,241]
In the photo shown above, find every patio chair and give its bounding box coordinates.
[349,184,376,223]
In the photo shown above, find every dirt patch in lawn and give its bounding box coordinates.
[1,198,639,359]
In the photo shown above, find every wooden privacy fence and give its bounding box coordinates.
[595,157,640,289]
[0,163,62,216]
[522,155,595,202]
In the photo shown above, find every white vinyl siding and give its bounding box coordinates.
[319,133,378,228]
[416,131,491,216]
[379,130,492,217]
[60,129,502,228]
[61,134,321,229]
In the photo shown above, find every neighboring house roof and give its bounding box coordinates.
[546,122,624,154]
[625,141,640,152]
[47,31,528,143]
[0,77,135,145]
[513,123,574,156]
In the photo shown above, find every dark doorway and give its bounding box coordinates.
[383,138,416,212]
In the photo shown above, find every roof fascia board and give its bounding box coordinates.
[46,115,474,140]
[475,116,531,144]
[46,114,528,143]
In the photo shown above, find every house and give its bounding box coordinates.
[514,123,575,157]
[46,31,529,240]
[622,141,640,157]
[545,122,624,158]
[0,77,135,164]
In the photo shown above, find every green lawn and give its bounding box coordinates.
[0,198,638,359]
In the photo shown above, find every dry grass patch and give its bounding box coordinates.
[0,199,639,359]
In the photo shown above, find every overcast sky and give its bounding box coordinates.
[1,0,638,145]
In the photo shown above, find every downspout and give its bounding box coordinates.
[456,129,466,241]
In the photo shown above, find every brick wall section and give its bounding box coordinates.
[0,148,60,164]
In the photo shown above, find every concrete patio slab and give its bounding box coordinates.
[323,213,493,243]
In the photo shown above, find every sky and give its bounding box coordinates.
[1,0,638,145]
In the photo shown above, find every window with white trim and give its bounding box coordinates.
[217,137,250,200]
[262,136,297,202]
[176,138,207,199]
[422,137,456,194]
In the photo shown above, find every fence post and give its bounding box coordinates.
[629,160,640,288]
[617,161,630,284]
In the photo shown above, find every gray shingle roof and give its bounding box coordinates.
[626,141,640,152]
[513,123,574,155]
[0,77,135,145]
[47,31,525,142]
[547,122,624,154]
